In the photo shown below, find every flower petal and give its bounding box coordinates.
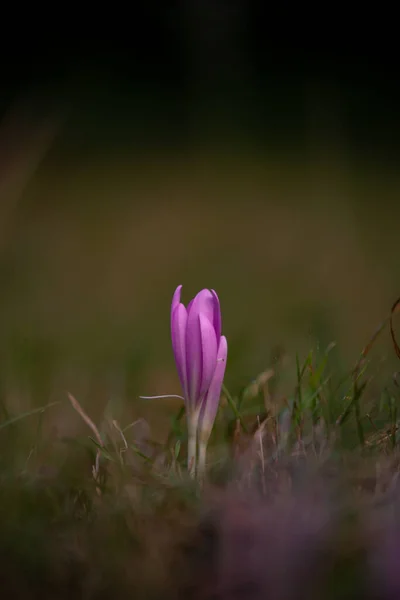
[186,298,194,314]
[198,335,227,438]
[186,314,202,407]
[171,303,189,403]
[199,313,218,400]
[187,289,214,322]
[186,289,214,404]
[171,285,183,329]
[211,289,222,341]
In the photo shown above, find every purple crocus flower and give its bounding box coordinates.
[171,285,227,476]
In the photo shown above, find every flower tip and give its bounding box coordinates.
[172,285,183,313]
[173,284,183,296]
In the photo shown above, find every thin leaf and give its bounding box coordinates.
[222,383,248,433]
[336,382,367,427]
[0,401,60,431]
[390,296,400,360]
[88,437,115,462]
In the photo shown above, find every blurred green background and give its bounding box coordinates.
[1,9,400,443]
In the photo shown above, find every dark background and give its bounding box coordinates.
[2,3,399,162]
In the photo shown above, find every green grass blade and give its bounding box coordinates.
[0,401,60,431]
[222,383,248,432]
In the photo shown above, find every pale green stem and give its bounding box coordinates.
[197,428,211,480]
[187,411,200,477]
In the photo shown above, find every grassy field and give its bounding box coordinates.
[1,105,400,597]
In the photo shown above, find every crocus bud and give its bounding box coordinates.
[171,285,227,476]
